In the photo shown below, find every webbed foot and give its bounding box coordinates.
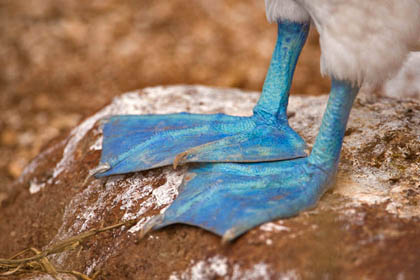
[95,113,306,177]
[155,157,332,241]
[152,80,359,241]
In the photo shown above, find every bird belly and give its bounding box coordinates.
[296,0,420,86]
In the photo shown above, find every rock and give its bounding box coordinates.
[0,85,419,279]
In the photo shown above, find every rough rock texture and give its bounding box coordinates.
[0,85,419,280]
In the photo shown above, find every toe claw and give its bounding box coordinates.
[222,227,243,244]
[173,151,189,169]
[89,163,111,181]
[139,214,164,239]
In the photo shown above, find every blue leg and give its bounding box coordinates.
[152,79,359,241]
[95,20,310,177]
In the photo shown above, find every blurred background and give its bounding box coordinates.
[0,0,330,198]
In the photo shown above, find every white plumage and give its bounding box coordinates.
[265,0,420,86]
[265,0,309,23]
[384,52,420,98]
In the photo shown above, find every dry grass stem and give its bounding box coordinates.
[0,219,138,279]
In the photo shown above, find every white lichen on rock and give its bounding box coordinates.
[28,179,46,194]
[169,256,276,280]
[231,262,273,280]
[259,221,291,233]
[169,256,229,280]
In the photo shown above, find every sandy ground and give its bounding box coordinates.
[0,0,329,201]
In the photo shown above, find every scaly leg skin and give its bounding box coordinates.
[95,20,309,177]
[152,79,359,242]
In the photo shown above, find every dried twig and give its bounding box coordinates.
[0,219,138,279]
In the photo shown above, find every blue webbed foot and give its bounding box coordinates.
[154,158,334,241]
[96,113,307,177]
[150,80,359,241]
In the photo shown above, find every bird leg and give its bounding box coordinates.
[153,79,359,241]
[95,20,310,177]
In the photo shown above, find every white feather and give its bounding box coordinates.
[384,52,420,99]
[265,0,420,86]
[265,0,309,23]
